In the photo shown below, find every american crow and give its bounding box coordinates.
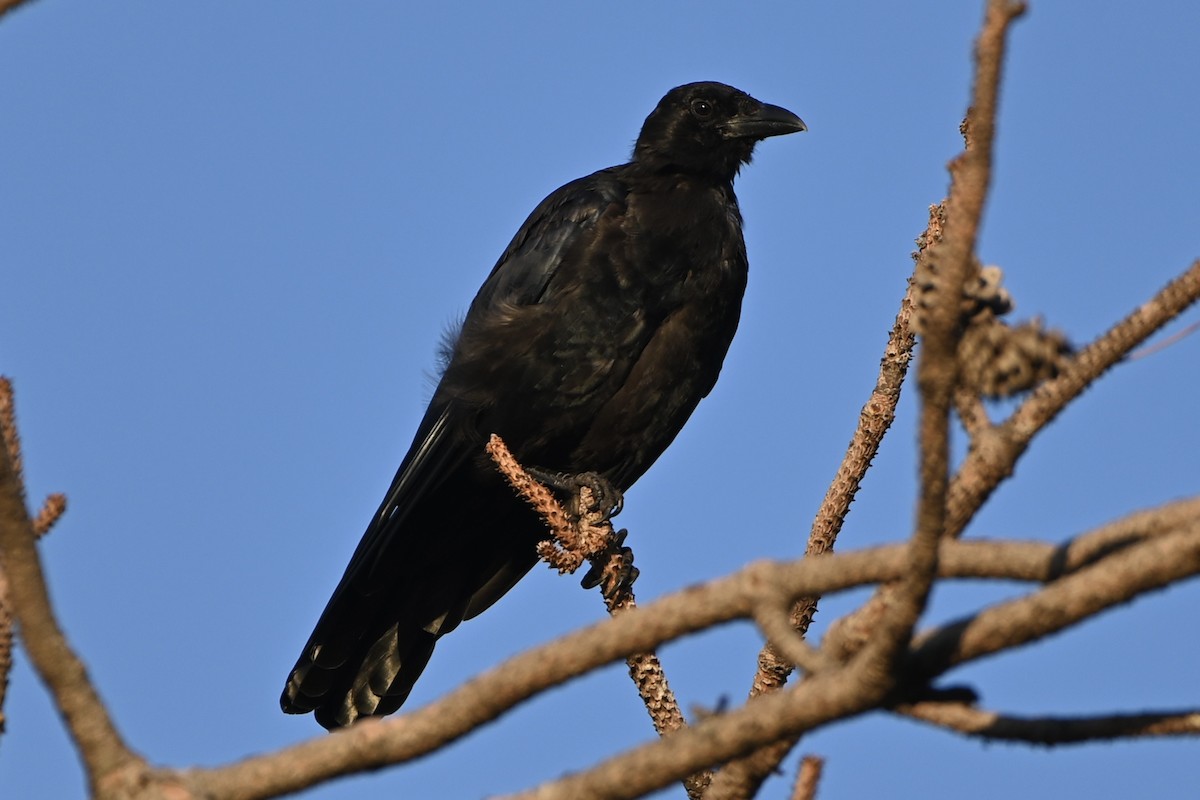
[281,82,805,729]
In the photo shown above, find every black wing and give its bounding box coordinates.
[327,166,629,590]
[472,167,627,309]
[281,166,628,726]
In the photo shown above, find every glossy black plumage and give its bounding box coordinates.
[281,82,805,729]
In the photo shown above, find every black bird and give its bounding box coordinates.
[281,82,805,729]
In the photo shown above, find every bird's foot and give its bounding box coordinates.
[527,467,633,600]
[527,468,624,522]
[579,528,640,594]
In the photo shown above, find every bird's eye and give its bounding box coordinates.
[690,98,713,118]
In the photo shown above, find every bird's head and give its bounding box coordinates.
[633,82,806,182]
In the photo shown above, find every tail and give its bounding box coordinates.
[280,606,439,729]
[280,406,547,728]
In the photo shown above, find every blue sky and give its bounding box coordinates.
[2,3,1198,798]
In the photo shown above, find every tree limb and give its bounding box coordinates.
[707,2,1026,796]
[947,258,1200,541]
[501,522,1200,800]
[789,755,824,800]
[896,700,1200,745]
[908,523,1200,676]
[0,379,144,794]
[486,434,707,798]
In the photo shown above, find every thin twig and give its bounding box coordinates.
[954,385,992,440]
[1049,495,1200,574]
[0,380,144,794]
[1126,317,1200,361]
[711,212,922,800]
[0,0,41,21]
[870,0,1030,664]
[790,755,825,800]
[0,569,11,736]
[897,700,1200,744]
[485,435,707,797]
[0,378,23,504]
[184,516,1200,799]
[0,377,19,734]
[498,524,1200,800]
[0,380,67,738]
[708,3,1025,797]
[908,523,1200,676]
[486,435,577,555]
[751,599,833,675]
[947,259,1200,540]
[32,493,67,538]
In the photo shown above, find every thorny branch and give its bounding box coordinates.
[946,257,1200,541]
[0,379,143,795]
[4,379,1199,800]
[0,377,67,738]
[709,2,1028,797]
[485,434,708,798]
[499,519,1200,800]
[753,269,919,695]
[705,271,917,799]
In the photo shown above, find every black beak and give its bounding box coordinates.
[721,102,807,140]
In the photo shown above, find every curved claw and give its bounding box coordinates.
[580,530,638,592]
[528,468,625,521]
[580,561,605,590]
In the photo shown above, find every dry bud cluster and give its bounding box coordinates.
[914,222,1072,398]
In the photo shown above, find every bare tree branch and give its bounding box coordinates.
[897,700,1200,744]
[0,378,25,506]
[165,512,1177,799]
[0,568,11,737]
[947,258,1200,541]
[707,3,1027,796]
[499,665,890,800]
[1047,495,1200,575]
[197,537,967,799]
[189,531,1094,799]
[1127,318,1200,361]
[713,219,923,800]
[908,523,1200,676]
[751,597,832,676]
[874,0,1028,674]
[900,0,1029,634]
[485,435,709,797]
[954,385,992,440]
[31,493,66,538]
[499,522,1200,800]
[486,435,579,559]
[1,406,1192,800]
[789,755,824,800]
[1,378,69,737]
[0,377,19,735]
[3,5,1195,798]
[0,380,144,794]
[0,0,41,21]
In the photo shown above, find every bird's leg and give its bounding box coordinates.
[526,468,624,522]
[525,467,635,595]
[523,466,635,597]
